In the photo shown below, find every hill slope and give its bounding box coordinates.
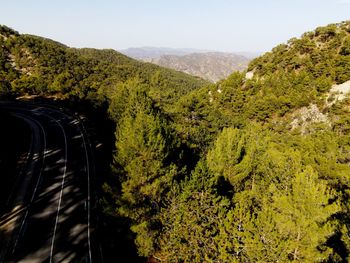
[0,26,208,110]
[145,52,250,82]
[174,21,350,146]
[148,21,350,261]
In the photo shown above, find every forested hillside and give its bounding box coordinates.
[151,21,350,262]
[0,25,207,110]
[2,21,350,262]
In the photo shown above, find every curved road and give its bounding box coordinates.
[0,102,96,262]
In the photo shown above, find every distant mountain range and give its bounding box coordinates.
[120,47,260,60]
[120,47,208,59]
[146,52,250,82]
[119,47,259,82]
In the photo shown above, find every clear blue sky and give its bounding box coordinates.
[1,0,350,52]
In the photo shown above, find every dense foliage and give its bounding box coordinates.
[2,21,350,262]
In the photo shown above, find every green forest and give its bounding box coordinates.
[1,21,350,262]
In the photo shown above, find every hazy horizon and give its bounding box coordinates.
[119,46,262,55]
[1,0,350,53]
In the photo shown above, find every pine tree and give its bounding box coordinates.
[156,161,229,262]
[222,166,341,262]
[114,85,177,256]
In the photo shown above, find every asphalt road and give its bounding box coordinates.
[0,102,96,262]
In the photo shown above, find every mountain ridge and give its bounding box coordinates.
[120,46,260,60]
[0,25,208,109]
[120,47,253,82]
[145,51,250,82]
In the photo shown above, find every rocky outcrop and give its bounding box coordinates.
[291,104,330,133]
[326,80,350,105]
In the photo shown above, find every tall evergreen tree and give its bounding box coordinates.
[221,167,341,262]
[114,83,178,256]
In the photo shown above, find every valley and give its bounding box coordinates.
[1,19,350,262]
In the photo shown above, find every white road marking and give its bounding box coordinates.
[2,104,93,262]
[49,118,68,263]
[80,120,92,262]
[40,106,92,262]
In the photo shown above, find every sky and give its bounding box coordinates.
[1,0,350,53]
